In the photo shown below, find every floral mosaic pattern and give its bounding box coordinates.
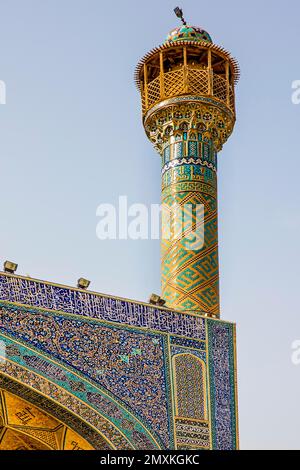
[207,320,237,450]
[0,333,161,449]
[0,273,238,450]
[173,354,206,420]
[0,303,172,448]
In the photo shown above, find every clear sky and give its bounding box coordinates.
[0,0,299,450]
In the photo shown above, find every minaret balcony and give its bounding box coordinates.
[142,65,235,116]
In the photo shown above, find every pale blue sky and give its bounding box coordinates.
[0,0,299,449]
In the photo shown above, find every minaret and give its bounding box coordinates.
[135,10,239,318]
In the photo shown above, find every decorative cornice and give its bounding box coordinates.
[144,95,235,127]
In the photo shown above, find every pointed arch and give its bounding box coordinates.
[172,353,207,420]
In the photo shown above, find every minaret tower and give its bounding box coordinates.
[135,9,239,318]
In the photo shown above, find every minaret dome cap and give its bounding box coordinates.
[166,25,212,44]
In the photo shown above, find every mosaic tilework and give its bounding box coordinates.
[171,345,206,364]
[207,320,237,450]
[144,96,235,124]
[143,97,227,317]
[0,302,172,448]
[0,333,161,449]
[166,25,213,44]
[161,132,219,316]
[175,418,210,450]
[171,348,210,450]
[173,354,206,420]
[0,274,205,341]
[169,335,206,350]
[162,157,217,175]
[0,273,238,450]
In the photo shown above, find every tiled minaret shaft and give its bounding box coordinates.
[135,23,239,317]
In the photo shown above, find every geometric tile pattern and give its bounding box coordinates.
[161,129,220,316]
[207,320,238,450]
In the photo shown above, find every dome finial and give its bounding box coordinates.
[174,6,187,26]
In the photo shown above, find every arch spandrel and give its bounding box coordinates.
[0,332,163,450]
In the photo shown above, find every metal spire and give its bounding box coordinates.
[174,7,187,26]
